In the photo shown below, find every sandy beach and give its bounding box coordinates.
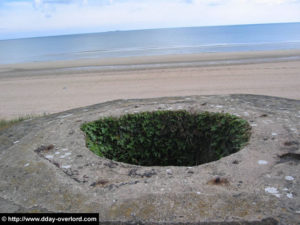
[0,49,300,119]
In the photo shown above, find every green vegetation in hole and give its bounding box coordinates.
[81,110,251,166]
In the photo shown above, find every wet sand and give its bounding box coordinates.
[0,49,300,119]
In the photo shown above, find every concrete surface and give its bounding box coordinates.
[0,94,299,224]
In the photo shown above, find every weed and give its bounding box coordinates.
[0,116,32,132]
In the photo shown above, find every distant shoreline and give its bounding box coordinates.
[0,49,300,119]
[1,49,300,77]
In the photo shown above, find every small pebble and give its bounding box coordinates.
[58,114,73,119]
[61,165,71,169]
[271,132,277,136]
[45,155,54,159]
[196,192,201,195]
[55,152,60,155]
[24,163,30,167]
[274,193,281,198]
[258,160,268,165]
[13,140,19,144]
[166,169,172,175]
[285,176,294,181]
[265,187,280,198]
[286,193,293,199]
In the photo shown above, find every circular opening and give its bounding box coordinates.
[81,110,251,166]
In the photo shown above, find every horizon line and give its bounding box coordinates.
[1,21,300,41]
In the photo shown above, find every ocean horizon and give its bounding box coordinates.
[1,22,300,64]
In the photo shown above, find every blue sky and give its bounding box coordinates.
[0,0,300,40]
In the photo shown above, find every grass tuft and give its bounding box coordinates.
[0,115,37,132]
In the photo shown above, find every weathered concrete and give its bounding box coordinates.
[0,94,299,224]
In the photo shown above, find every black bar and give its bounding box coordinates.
[0,213,99,224]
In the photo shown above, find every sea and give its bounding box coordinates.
[1,22,300,65]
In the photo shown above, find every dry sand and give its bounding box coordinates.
[0,49,300,119]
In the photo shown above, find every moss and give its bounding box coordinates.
[81,110,251,166]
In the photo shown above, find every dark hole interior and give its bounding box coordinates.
[81,110,251,166]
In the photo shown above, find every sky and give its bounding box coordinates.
[0,0,300,40]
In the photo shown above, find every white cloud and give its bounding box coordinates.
[0,0,300,39]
